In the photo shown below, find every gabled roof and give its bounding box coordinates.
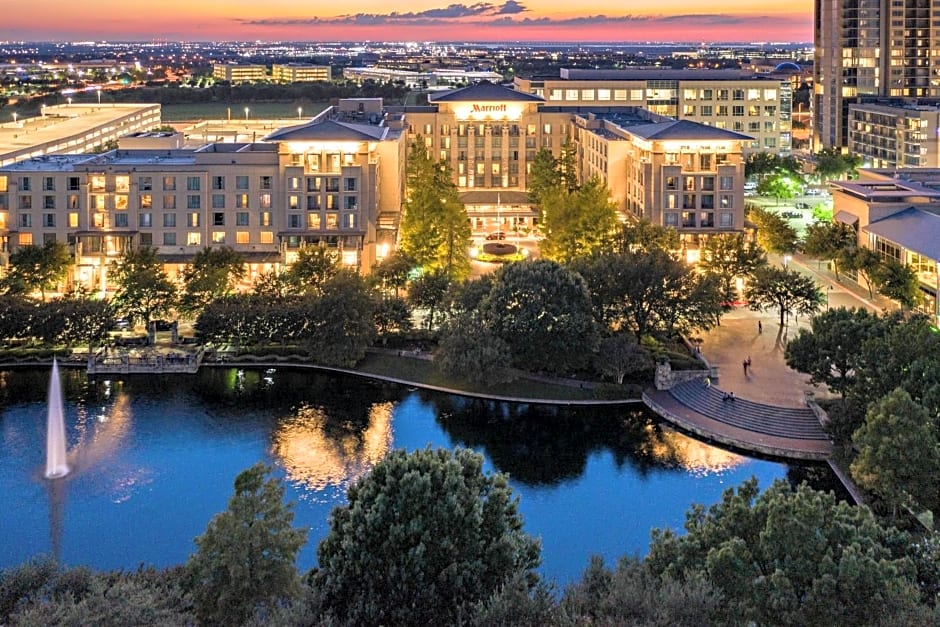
[429,81,543,103]
[627,119,752,141]
[264,119,388,142]
[864,206,940,260]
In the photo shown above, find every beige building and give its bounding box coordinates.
[0,100,405,292]
[0,104,162,166]
[272,64,331,83]
[514,68,791,154]
[212,64,267,83]
[830,169,940,322]
[847,102,940,168]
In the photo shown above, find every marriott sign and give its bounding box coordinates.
[471,103,507,113]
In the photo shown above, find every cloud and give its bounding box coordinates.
[244,2,529,26]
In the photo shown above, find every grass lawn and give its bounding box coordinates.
[161,101,330,121]
[356,353,608,401]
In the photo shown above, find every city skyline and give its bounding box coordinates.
[4,1,812,44]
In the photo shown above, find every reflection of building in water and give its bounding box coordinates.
[272,401,393,492]
[645,424,745,476]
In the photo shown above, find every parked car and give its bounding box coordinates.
[485,231,507,241]
[111,318,130,331]
[795,202,811,210]
[781,211,802,219]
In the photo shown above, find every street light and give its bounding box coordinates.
[12,112,17,124]
[244,107,249,120]
[297,106,302,119]
[96,89,101,105]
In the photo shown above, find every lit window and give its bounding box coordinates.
[187,232,201,246]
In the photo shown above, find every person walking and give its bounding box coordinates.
[746,356,752,373]
[758,320,762,334]
[743,359,748,376]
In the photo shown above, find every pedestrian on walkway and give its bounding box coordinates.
[758,320,762,334]
[746,356,752,372]
[743,359,748,376]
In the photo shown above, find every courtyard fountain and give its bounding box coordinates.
[44,359,69,479]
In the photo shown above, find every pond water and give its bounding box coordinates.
[0,366,839,586]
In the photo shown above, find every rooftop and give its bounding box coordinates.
[429,81,544,103]
[558,68,775,82]
[864,207,940,260]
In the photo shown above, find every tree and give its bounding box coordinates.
[179,247,246,315]
[527,148,561,208]
[110,247,177,328]
[815,147,861,181]
[481,260,599,374]
[399,139,472,280]
[372,296,413,336]
[573,250,723,340]
[747,206,798,254]
[407,269,452,330]
[594,334,653,384]
[615,218,680,253]
[744,266,823,326]
[315,447,541,626]
[539,177,618,263]
[284,245,339,294]
[1,241,72,301]
[186,463,307,626]
[785,307,882,401]
[646,478,924,626]
[436,314,514,386]
[370,252,413,296]
[306,272,377,367]
[872,258,921,309]
[745,152,803,180]
[757,172,801,205]
[851,389,940,519]
[699,233,767,302]
[802,221,856,278]
[840,246,882,298]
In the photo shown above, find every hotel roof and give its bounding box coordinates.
[264,118,389,142]
[558,68,776,81]
[622,119,753,141]
[429,81,544,103]
[864,207,940,260]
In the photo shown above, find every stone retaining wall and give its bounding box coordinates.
[654,361,711,390]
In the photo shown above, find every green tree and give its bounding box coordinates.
[757,172,801,205]
[481,260,598,374]
[747,206,798,254]
[615,218,680,253]
[527,148,561,208]
[699,233,767,302]
[1,240,72,301]
[110,247,178,328]
[370,252,413,296]
[744,265,823,326]
[284,245,339,294]
[840,246,882,298]
[436,313,514,386]
[745,152,803,180]
[594,333,653,384]
[872,258,921,309]
[785,307,883,402]
[186,463,307,626]
[815,147,861,181]
[539,177,618,263]
[179,246,246,315]
[646,478,923,626]
[407,269,452,330]
[372,296,413,335]
[306,272,377,367]
[851,389,940,518]
[315,447,541,626]
[802,221,856,278]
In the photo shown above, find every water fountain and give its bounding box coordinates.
[45,358,69,479]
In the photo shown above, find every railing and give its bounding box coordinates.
[87,346,204,375]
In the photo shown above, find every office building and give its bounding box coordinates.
[814,0,940,150]
[514,68,791,154]
[271,64,331,83]
[212,63,267,83]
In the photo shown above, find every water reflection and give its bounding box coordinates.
[272,401,393,494]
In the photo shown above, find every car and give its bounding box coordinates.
[485,231,507,241]
[781,211,802,219]
[111,318,130,331]
[795,202,811,210]
[805,188,825,196]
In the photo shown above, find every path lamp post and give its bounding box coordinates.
[244,107,249,120]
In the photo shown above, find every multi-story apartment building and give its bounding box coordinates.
[212,63,267,83]
[399,83,750,241]
[514,68,791,154]
[830,168,940,322]
[0,104,161,166]
[0,100,405,292]
[814,0,940,150]
[271,64,331,83]
[847,101,940,168]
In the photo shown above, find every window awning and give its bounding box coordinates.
[833,210,858,225]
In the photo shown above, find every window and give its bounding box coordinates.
[140,213,153,227]
[44,195,55,209]
[720,194,733,209]
[68,176,81,191]
[344,213,356,229]
[140,194,152,209]
[140,233,152,247]
[236,194,249,209]
[288,177,300,191]
[665,212,679,226]
[68,213,79,228]
[307,177,321,192]
[163,195,176,210]
[699,212,714,227]
[163,176,176,191]
[163,213,176,227]
[665,176,678,190]
[18,233,33,246]
[719,212,733,227]
[186,176,200,191]
[236,212,249,226]
[211,231,225,244]
[288,214,302,228]
[212,194,225,209]
[259,194,272,209]
[326,213,338,229]
[115,195,128,210]
[68,194,79,210]
[344,196,358,210]
[344,177,357,191]
[307,213,321,229]
[701,195,715,209]
[19,214,31,227]
[163,232,176,246]
[212,176,225,190]
[19,196,32,210]
[187,213,200,227]
[260,231,274,244]
[732,89,745,101]
[115,176,129,193]
[187,232,201,246]
[681,211,696,227]
[236,232,249,245]
[260,212,272,227]
[42,177,55,191]
[139,176,153,191]
[19,177,32,192]
[213,212,225,226]
[114,213,128,228]
[236,176,249,190]
[187,195,200,209]
[42,213,55,227]
[700,105,713,116]
[289,195,299,210]
[91,195,106,211]
[259,176,272,190]
[732,106,745,117]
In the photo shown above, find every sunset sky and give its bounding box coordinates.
[3,1,813,43]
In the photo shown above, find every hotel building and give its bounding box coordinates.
[847,101,940,168]
[514,68,791,154]
[0,100,404,292]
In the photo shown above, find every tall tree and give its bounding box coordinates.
[839,246,882,297]
[756,172,801,205]
[872,258,921,309]
[1,241,72,302]
[305,272,377,367]
[436,313,514,386]
[615,218,681,254]
[186,463,307,626]
[179,246,246,315]
[802,221,856,278]
[539,177,618,263]
[852,388,940,519]
[110,247,178,328]
[407,269,452,330]
[815,147,861,181]
[699,233,767,302]
[284,245,339,295]
[747,206,798,254]
[744,266,823,326]
[527,148,561,208]
[315,448,541,626]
